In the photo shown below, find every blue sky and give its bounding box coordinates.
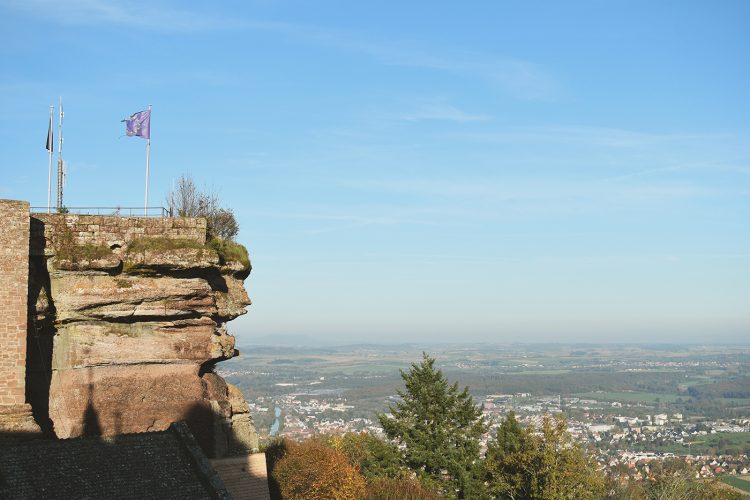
[1,0,748,344]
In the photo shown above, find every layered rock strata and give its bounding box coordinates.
[27,214,257,457]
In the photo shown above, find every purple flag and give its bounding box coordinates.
[122,109,151,139]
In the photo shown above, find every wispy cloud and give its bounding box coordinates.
[396,252,750,264]
[241,210,433,235]
[340,176,733,207]
[3,1,558,99]
[457,125,732,148]
[596,161,750,183]
[332,40,558,99]
[401,104,489,123]
[3,0,242,32]
[232,19,559,99]
[108,69,239,87]
[302,220,388,235]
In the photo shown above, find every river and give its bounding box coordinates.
[269,406,281,436]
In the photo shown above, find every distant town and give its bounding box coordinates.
[220,343,750,488]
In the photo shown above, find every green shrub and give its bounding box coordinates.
[52,220,112,263]
[207,208,239,240]
[125,237,204,254]
[208,237,250,269]
[334,433,405,481]
[57,242,112,262]
[364,477,440,500]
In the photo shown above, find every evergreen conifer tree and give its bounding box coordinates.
[378,353,486,499]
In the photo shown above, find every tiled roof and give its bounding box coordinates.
[0,422,230,500]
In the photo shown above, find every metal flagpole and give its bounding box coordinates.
[57,97,64,211]
[144,104,151,215]
[47,105,53,213]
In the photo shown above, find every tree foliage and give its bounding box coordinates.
[267,434,438,500]
[364,477,441,500]
[327,432,405,481]
[378,353,487,498]
[484,413,606,499]
[165,174,239,240]
[272,438,367,500]
[484,412,538,499]
[262,437,293,500]
[608,458,742,499]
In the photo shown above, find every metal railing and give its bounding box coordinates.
[30,206,173,217]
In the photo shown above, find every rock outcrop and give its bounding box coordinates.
[26,214,257,457]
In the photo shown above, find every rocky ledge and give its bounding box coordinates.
[27,215,257,457]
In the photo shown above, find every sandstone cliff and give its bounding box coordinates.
[26,214,257,457]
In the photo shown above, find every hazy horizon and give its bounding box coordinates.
[1,1,748,344]
[235,333,750,349]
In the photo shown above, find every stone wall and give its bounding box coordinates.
[0,200,30,406]
[0,200,40,437]
[30,213,207,256]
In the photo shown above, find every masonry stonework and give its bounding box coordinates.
[0,200,30,406]
[30,213,207,256]
[0,200,40,436]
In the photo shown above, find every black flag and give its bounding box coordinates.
[46,115,53,152]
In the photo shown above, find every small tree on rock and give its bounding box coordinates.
[166,174,239,240]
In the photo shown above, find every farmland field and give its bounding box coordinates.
[720,476,750,495]
[574,391,681,403]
